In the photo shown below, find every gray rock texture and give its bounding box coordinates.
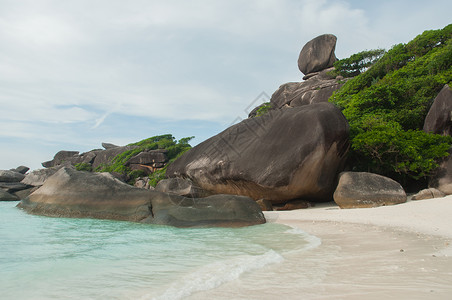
[423,85,452,135]
[155,178,209,198]
[0,170,25,182]
[298,34,338,75]
[167,102,349,204]
[18,167,265,227]
[411,188,445,201]
[0,189,19,201]
[21,168,59,186]
[333,172,407,208]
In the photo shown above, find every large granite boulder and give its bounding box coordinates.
[298,34,338,75]
[42,150,80,168]
[18,167,265,227]
[21,167,59,186]
[155,178,209,198]
[167,102,350,203]
[0,170,25,182]
[333,172,407,208]
[423,85,452,135]
[92,145,138,169]
[11,166,29,174]
[267,68,347,111]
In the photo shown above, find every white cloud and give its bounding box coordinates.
[0,0,450,169]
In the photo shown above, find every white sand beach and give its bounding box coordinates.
[189,196,452,300]
[262,196,452,299]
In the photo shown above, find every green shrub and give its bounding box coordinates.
[255,102,273,117]
[75,163,92,172]
[96,134,194,186]
[329,24,452,183]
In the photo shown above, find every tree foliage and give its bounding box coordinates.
[96,134,194,185]
[331,49,385,78]
[329,24,452,182]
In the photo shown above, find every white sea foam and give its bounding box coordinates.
[285,226,322,252]
[148,250,284,300]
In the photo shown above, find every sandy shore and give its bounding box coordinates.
[260,196,452,299]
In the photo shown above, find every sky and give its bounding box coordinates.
[0,0,450,171]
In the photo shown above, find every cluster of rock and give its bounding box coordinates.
[10,34,452,229]
[42,142,168,177]
[18,167,265,228]
[0,166,36,201]
[249,34,349,118]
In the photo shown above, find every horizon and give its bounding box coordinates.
[1,0,451,170]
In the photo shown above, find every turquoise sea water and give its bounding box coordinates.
[0,201,318,300]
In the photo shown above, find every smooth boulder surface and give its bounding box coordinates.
[423,85,452,135]
[21,167,59,186]
[411,188,445,201]
[0,170,25,182]
[333,172,407,208]
[167,102,350,203]
[155,178,209,198]
[19,167,265,227]
[298,34,338,75]
[0,189,19,201]
[429,151,452,194]
[268,69,347,110]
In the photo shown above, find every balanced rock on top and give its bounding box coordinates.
[298,34,338,76]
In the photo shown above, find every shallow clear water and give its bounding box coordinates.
[0,201,318,300]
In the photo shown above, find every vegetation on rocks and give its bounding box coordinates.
[330,24,452,183]
[96,134,194,185]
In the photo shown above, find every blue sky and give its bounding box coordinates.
[1,0,450,170]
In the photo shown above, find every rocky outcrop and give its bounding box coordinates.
[91,146,138,169]
[18,167,265,227]
[42,150,80,168]
[0,170,25,182]
[411,188,445,201]
[21,167,59,187]
[102,142,119,150]
[167,102,349,204]
[155,178,209,198]
[0,168,31,201]
[429,151,452,194]
[298,34,338,76]
[423,85,452,135]
[267,68,347,111]
[333,172,407,208]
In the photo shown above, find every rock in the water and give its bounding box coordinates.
[333,172,407,208]
[0,170,26,182]
[11,166,30,174]
[21,168,59,186]
[18,167,265,227]
[423,85,452,135]
[102,142,119,150]
[298,34,338,75]
[0,182,31,193]
[0,189,19,201]
[155,178,209,198]
[14,187,39,200]
[411,188,445,201]
[167,102,349,203]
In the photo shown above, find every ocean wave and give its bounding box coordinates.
[147,250,284,300]
[284,226,322,252]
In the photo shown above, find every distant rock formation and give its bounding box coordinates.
[167,102,349,204]
[298,34,338,76]
[0,167,33,201]
[18,167,265,227]
[333,172,407,208]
